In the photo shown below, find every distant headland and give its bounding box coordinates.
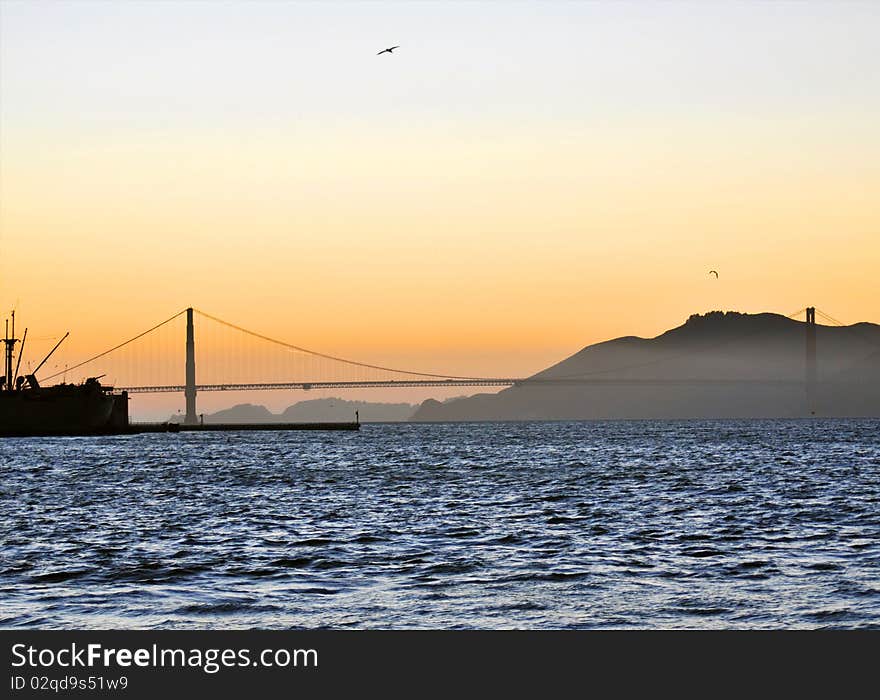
[411,311,880,421]
[171,398,416,424]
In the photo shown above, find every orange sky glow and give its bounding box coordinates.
[1,2,877,416]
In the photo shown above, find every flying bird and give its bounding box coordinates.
[709,270,719,278]
[377,45,400,55]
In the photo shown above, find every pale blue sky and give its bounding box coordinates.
[3,0,878,133]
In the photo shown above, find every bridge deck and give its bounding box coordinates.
[119,378,804,393]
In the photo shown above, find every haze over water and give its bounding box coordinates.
[2,420,878,629]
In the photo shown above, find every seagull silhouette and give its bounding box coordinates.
[377,45,400,55]
[709,270,719,278]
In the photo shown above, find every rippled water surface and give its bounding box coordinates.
[1,420,879,629]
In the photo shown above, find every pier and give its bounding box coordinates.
[130,421,360,433]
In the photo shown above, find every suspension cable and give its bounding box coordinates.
[36,305,876,387]
[40,309,188,382]
[815,309,846,326]
[193,308,494,381]
[815,308,880,350]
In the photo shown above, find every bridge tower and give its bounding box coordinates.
[805,306,817,415]
[185,307,197,425]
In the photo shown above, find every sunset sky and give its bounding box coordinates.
[1,1,878,415]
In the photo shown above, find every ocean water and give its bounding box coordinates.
[1,420,878,629]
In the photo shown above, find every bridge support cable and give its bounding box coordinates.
[41,305,876,403]
[192,308,502,382]
[39,309,188,383]
[815,308,880,350]
[812,307,880,385]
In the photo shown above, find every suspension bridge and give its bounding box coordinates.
[30,305,862,425]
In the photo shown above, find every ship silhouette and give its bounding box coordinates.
[0,312,128,436]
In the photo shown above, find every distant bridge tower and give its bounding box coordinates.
[185,307,197,425]
[805,306,817,415]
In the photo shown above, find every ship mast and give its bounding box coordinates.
[13,328,28,388]
[3,312,20,392]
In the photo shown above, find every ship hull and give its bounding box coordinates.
[0,387,118,437]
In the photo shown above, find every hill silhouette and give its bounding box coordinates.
[176,398,416,424]
[411,311,880,421]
